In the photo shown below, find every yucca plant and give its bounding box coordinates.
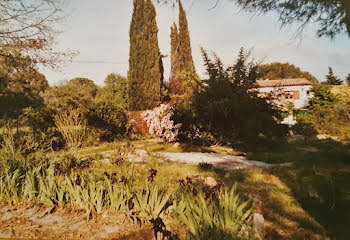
[174,185,254,240]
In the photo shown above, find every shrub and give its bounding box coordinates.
[54,110,86,150]
[292,116,318,137]
[143,104,182,142]
[300,84,350,140]
[85,101,127,142]
[190,48,287,148]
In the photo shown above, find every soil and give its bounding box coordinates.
[0,204,165,240]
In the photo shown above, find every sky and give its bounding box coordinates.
[41,0,350,86]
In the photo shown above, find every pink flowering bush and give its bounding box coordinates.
[142,104,182,142]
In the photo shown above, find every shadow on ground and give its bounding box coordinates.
[206,139,350,240]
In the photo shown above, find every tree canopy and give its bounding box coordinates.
[43,78,98,113]
[95,73,128,109]
[0,53,48,119]
[234,0,350,39]
[0,0,69,67]
[258,62,319,83]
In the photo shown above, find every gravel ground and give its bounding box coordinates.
[156,152,292,170]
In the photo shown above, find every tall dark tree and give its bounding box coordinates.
[346,74,350,86]
[169,0,197,95]
[128,0,162,111]
[169,23,182,94]
[325,67,343,85]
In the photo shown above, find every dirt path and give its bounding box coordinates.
[156,152,292,170]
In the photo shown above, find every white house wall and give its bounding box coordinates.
[258,85,313,109]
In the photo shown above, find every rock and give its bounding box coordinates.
[30,215,64,225]
[130,149,149,162]
[173,142,180,148]
[0,231,11,238]
[40,215,65,224]
[1,212,15,221]
[253,197,263,214]
[94,225,119,239]
[253,213,265,240]
[204,177,217,187]
[103,158,112,165]
[193,175,205,181]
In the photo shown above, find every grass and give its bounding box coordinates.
[76,138,245,163]
[247,138,350,164]
[211,167,328,239]
[1,137,350,239]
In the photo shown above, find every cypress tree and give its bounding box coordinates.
[169,0,196,95]
[128,0,161,111]
[169,23,182,93]
[178,0,196,74]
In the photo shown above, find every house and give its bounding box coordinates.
[257,78,313,109]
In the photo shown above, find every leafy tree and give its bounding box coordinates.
[309,84,336,108]
[0,53,48,119]
[259,62,318,83]
[96,73,128,109]
[233,0,350,39]
[190,48,287,147]
[0,0,69,67]
[300,85,350,139]
[43,78,98,113]
[169,0,197,95]
[85,101,128,142]
[129,0,162,111]
[325,67,343,85]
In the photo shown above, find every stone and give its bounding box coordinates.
[103,158,112,165]
[94,225,119,239]
[253,213,265,240]
[173,142,180,148]
[40,215,65,224]
[193,175,205,181]
[253,197,263,214]
[204,177,217,187]
[1,212,14,221]
[130,149,149,162]
[30,215,64,225]
[0,231,11,238]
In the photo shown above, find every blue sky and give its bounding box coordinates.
[41,0,350,86]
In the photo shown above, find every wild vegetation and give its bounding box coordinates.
[0,0,350,239]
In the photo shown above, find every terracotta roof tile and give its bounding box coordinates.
[257,78,312,88]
